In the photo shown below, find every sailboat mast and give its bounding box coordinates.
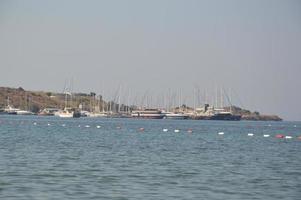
[215,85,218,108]
[220,87,223,108]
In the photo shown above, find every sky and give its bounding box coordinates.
[0,0,300,120]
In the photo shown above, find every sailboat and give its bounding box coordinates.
[56,92,74,118]
[87,94,107,117]
[4,97,19,114]
[16,94,34,115]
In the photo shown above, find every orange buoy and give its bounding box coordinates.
[275,134,284,138]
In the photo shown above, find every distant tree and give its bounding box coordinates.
[254,111,260,115]
[46,92,52,97]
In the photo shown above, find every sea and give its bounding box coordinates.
[0,115,300,200]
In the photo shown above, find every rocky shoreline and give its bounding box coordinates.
[0,87,282,121]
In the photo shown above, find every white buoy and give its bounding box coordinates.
[47,123,51,126]
[33,122,37,125]
[218,132,224,135]
[96,125,101,129]
[248,133,254,136]
[163,128,168,132]
[268,124,272,127]
[78,125,81,127]
[263,134,270,137]
[62,124,66,127]
[294,125,297,128]
[85,125,90,128]
[174,129,180,133]
[285,136,292,139]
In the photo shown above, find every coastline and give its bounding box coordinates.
[0,86,282,121]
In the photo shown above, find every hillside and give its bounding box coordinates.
[224,106,282,121]
[0,87,283,121]
[0,87,106,113]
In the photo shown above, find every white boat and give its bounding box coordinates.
[57,88,78,118]
[163,112,189,120]
[56,108,74,118]
[38,108,60,116]
[16,110,34,115]
[87,112,107,118]
[4,105,20,114]
[4,97,20,114]
[131,109,165,119]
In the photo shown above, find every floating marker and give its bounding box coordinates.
[268,124,272,127]
[248,133,254,136]
[33,122,37,125]
[275,134,284,139]
[298,136,301,140]
[187,129,193,133]
[174,129,180,133]
[78,125,81,127]
[85,125,90,128]
[62,124,66,127]
[293,125,297,127]
[285,136,292,139]
[96,125,101,129]
[116,126,121,129]
[139,127,145,132]
[163,128,168,132]
[47,123,51,126]
[263,134,270,137]
[218,132,224,135]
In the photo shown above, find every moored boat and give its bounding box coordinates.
[163,112,189,120]
[16,110,35,115]
[209,111,241,121]
[131,109,165,119]
[56,108,74,118]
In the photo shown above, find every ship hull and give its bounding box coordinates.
[131,114,165,119]
[164,115,189,120]
[131,109,165,119]
[209,113,241,121]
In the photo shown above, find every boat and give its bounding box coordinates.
[86,112,107,118]
[38,108,60,116]
[209,111,241,121]
[194,104,241,121]
[131,109,165,119]
[16,110,34,115]
[4,105,19,114]
[3,97,19,114]
[56,108,74,118]
[162,111,189,120]
[56,90,80,118]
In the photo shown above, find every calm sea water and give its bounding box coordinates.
[0,115,300,200]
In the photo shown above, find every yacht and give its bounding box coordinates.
[86,112,108,118]
[4,97,19,114]
[56,107,74,118]
[131,109,165,119]
[162,111,189,120]
[4,105,20,115]
[195,104,241,121]
[16,110,34,115]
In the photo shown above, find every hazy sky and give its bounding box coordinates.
[0,0,300,120]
